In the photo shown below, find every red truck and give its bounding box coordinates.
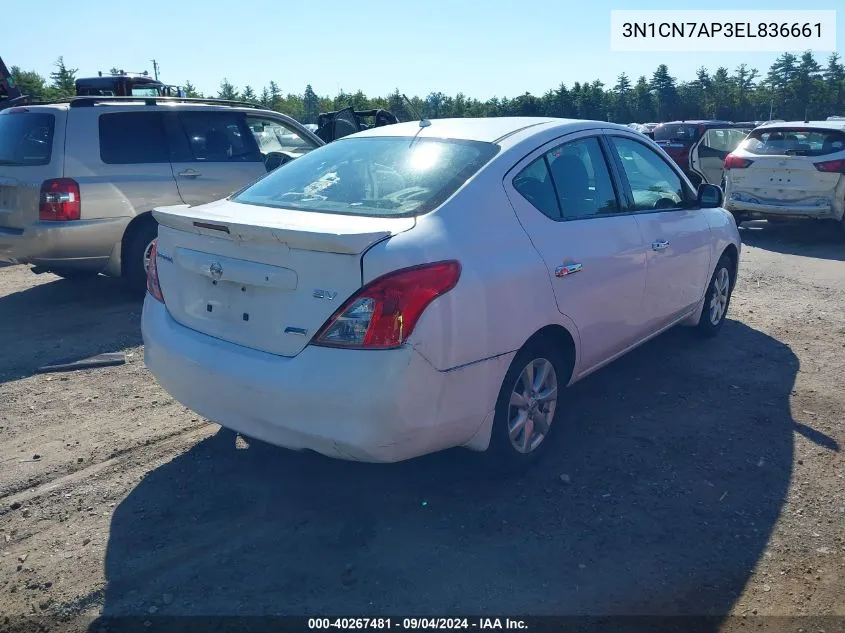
[1,56,184,109]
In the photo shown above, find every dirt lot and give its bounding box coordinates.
[0,221,843,631]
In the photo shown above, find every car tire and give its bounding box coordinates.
[123,218,159,297]
[481,338,571,474]
[49,269,100,281]
[697,254,735,338]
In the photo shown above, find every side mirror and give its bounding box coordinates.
[264,151,293,172]
[698,183,723,208]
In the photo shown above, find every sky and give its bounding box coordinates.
[4,0,843,100]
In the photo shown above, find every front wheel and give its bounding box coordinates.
[481,339,571,473]
[697,254,735,338]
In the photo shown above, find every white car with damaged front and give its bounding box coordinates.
[723,120,845,230]
[142,117,740,470]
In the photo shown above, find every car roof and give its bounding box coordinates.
[658,120,732,125]
[755,120,845,131]
[348,117,627,147]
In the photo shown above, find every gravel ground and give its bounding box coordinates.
[0,221,843,632]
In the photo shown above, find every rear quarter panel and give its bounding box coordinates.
[361,168,580,374]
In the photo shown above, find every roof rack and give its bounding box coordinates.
[41,96,271,110]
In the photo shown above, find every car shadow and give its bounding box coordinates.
[92,320,801,625]
[0,274,142,384]
[739,220,845,261]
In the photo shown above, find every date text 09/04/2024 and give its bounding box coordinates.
[308,618,528,630]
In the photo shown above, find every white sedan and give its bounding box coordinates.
[142,117,741,470]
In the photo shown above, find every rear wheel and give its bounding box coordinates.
[123,218,158,297]
[697,254,734,338]
[481,339,571,474]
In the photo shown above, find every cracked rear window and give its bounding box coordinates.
[740,127,845,157]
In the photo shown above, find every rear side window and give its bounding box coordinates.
[99,112,169,164]
[0,112,55,166]
[513,158,559,220]
[740,127,845,157]
[513,137,619,221]
[171,111,262,163]
[234,137,499,217]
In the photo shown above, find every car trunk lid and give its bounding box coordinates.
[732,155,841,199]
[153,199,416,357]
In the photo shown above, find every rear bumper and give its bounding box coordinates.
[142,298,505,462]
[725,187,844,221]
[0,218,127,270]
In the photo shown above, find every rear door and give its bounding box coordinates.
[690,127,751,185]
[0,108,65,231]
[70,109,183,221]
[164,110,267,205]
[503,131,648,372]
[607,134,712,332]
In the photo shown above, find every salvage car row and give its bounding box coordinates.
[2,97,844,471]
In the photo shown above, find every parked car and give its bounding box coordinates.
[142,117,741,470]
[652,120,752,187]
[0,97,324,293]
[723,120,845,230]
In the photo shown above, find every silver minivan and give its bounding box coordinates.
[0,98,323,293]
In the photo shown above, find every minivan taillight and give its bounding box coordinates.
[146,239,164,303]
[39,179,80,221]
[313,261,461,349]
[724,154,753,170]
[813,158,845,174]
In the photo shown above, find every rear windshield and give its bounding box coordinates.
[233,136,500,217]
[0,112,55,166]
[739,127,845,156]
[653,124,699,143]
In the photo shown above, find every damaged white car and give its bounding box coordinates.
[723,120,845,231]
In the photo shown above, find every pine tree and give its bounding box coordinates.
[303,84,319,123]
[49,57,77,97]
[217,78,238,101]
[183,81,201,98]
[241,85,257,103]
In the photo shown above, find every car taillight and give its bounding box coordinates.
[146,239,164,303]
[813,158,845,174]
[39,179,80,221]
[724,154,753,170]
[313,261,461,350]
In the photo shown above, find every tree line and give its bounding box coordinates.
[10,52,845,125]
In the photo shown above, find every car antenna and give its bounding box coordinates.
[402,93,430,127]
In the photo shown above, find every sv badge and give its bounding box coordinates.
[312,289,338,300]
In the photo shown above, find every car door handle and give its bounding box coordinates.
[177,169,202,178]
[554,263,583,277]
[651,240,670,251]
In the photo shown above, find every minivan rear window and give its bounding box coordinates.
[233,137,500,217]
[739,127,845,157]
[653,124,699,143]
[0,112,55,166]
